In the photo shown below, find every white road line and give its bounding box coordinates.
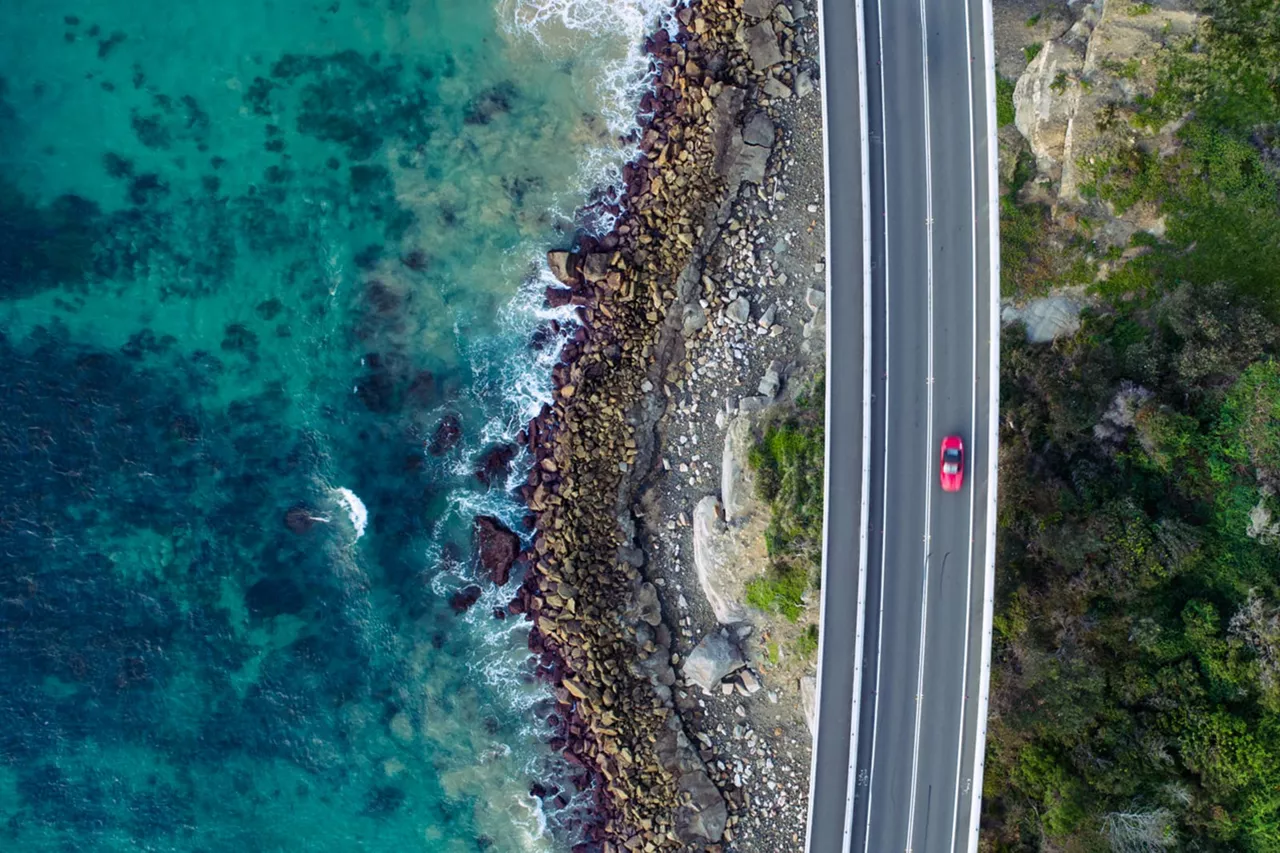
[904,0,935,844]
[967,0,1002,848]
[804,0,836,842]
[948,0,982,846]
[860,0,894,849]
[803,0,874,845]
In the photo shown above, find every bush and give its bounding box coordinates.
[746,564,809,621]
[996,75,1016,127]
[795,624,819,657]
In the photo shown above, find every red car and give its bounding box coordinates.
[940,435,964,492]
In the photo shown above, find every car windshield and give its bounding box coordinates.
[944,448,960,462]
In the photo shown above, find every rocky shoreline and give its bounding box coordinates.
[486,1,824,849]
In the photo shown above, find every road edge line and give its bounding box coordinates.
[967,0,1001,848]
[802,0,873,844]
[843,0,875,840]
[949,0,982,845]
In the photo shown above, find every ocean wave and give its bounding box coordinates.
[501,0,682,226]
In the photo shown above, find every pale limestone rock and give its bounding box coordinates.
[800,675,817,735]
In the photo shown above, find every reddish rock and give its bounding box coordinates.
[284,504,319,535]
[545,286,573,308]
[474,515,520,585]
[474,443,517,487]
[449,585,482,613]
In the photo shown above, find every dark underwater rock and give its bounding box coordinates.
[428,414,462,455]
[284,504,319,534]
[245,577,304,617]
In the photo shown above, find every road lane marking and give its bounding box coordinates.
[948,0,983,845]
[860,0,894,849]
[904,0,935,843]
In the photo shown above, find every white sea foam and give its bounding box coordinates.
[501,0,682,226]
[330,487,368,540]
[419,4,683,847]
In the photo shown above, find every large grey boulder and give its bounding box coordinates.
[742,0,776,18]
[655,717,728,842]
[744,21,784,71]
[1001,293,1084,343]
[742,110,776,147]
[730,136,770,186]
[682,630,748,693]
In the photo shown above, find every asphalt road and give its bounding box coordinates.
[807,0,998,848]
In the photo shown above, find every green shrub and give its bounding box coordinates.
[746,564,809,621]
[795,624,819,657]
[1024,42,1043,63]
[996,75,1016,127]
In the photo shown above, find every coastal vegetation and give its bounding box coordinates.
[985,1,1280,849]
[746,374,825,625]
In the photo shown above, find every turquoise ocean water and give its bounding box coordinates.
[0,1,667,849]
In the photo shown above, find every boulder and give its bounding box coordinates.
[725,133,771,188]
[742,111,776,147]
[745,21,784,71]
[1013,39,1086,190]
[582,252,611,282]
[726,296,751,324]
[544,286,573,308]
[682,630,748,693]
[800,675,817,735]
[1000,293,1084,343]
[694,495,768,624]
[473,516,520,585]
[1013,1,1199,206]
[742,0,775,19]
[474,442,517,487]
[721,414,763,525]
[795,69,816,99]
[546,250,574,285]
[682,302,708,337]
[758,359,784,399]
[449,584,483,613]
[762,76,792,100]
[676,768,729,842]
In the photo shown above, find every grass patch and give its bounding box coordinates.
[746,374,826,621]
[794,624,819,658]
[996,75,1016,127]
[749,376,825,562]
[1024,42,1043,63]
[1026,12,1041,26]
[746,564,809,621]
